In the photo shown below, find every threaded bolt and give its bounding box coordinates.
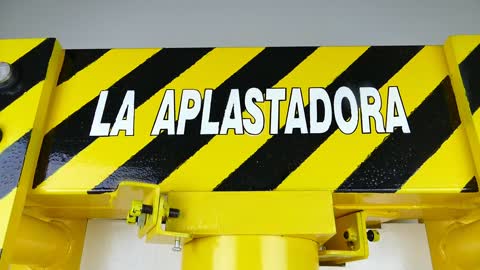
[169,208,180,218]
[172,237,182,252]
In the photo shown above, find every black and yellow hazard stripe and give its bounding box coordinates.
[0,38,55,198]
[463,177,479,192]
[215,46,422,191]
[337,77,460,192]
[33,47,266,192]
[459,43,480,114]
[31,44,478,195]
[90,47,317,193]
[0,38,63,268]
[0,132,31,198]
[458,40,480,190]
[57,49,109,85]
[0,39,55,111]
[33,47,213,188]
[158,47,369,191]
[440,36,480,193]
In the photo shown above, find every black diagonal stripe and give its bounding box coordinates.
[32,48,212,188]
[90,47,318,193]
[0,132,31,198]
[459,44,480,113]
[336,78,460,192]
[462,176,479,193]
[57,49,110,85]
[0,38,55,112]
[215,46,423,191]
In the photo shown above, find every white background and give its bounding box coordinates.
[1,0,479,269]
[81,220,433,270]
[1,0,479,48]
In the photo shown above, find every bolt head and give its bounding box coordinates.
[0,62,12,84]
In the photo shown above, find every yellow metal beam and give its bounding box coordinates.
[0,38,64,269]
[166,191,335,244]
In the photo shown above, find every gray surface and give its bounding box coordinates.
[0,0,479,49]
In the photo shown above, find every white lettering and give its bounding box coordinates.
[266,88,286,134]
[334,86,358,134]
[243,88,265,135]
[360,87,385,133]
[220,89,244,134]
[386,86,410,133]
[89,90,111,136]
[309,87,332,133]
[177,89,202,135]
[151,90,175,135]
[200,89,220,135]
[285,88,308,134]
[110,90,135,136]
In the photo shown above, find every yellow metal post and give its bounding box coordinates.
[182,235,319,270]
[11,215,70,267]
[443,220,480,269]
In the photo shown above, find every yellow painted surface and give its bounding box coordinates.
[319,212,369,264]
[11,215,71,266]
[0,39,47,154]
[183,236,319,270]
[400,125,475,193]
[160,47,369,191]
[44,48,159,132]
[36,48,263,192]
[1,36,480,270]
[0,39,44,64]
[279,46,450,191]
[167,191,335,243]
[0,39,64,269]
[0,189,16,249]
[444,35,480,181]
[0,83,42,154]
[426,216,480,270]
[444,219,480,269]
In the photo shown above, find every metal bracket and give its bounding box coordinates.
[319,211,370,265]
[122,183,191,246]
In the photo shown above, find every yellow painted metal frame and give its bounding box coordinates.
[445,35,480,180]
[319,212,369,264]
[167,191,335,243]
[0,39,76,270]
[0,36,479,269]
[182,235,319,270]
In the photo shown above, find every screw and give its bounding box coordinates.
[169,208,180,218]
[367,230,380,242]
[137,213,147,228]
[172,237,182,252]
[141,204,153,215]
[0,62,13,85]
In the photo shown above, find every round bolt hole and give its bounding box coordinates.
[0,62,19,90]
[0,62,13,84]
